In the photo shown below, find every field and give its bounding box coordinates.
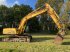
[0,34,70,52]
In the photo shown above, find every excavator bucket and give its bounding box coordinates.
[54,34,63,44]
[54,28,65,44]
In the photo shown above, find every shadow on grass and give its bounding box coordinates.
[0,49,22,52]
[62,42,70,45]
[32,37,54,42]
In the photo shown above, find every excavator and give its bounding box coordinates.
[0,3,66,44]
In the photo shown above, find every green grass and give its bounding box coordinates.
[0,34,70,52]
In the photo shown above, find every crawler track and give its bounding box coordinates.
[0,34,32,42]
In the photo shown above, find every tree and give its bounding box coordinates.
[0,5,8,22]
[0,4,40,32]
[60,2,70,28]
[6,4,33,28]
[27,17,41,32]
[35,0,64,33]
[36,0,64,14]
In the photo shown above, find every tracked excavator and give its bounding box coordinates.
[1,3,66,44]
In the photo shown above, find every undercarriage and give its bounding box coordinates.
[0,34,32,42]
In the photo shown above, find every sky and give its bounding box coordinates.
[0,0,68,9]
[0,0,37,9]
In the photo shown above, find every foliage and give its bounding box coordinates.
[35,0,70,33]
[36,0,64,14]
[27,17,41,32]
[60,2,70,29]
[0,4,33,25]
[61,2,70,18]
[0,4,41,32]
[35,0,63,32]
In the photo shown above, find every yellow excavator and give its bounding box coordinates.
[1,3,66,44]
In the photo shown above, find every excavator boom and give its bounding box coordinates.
[18,3,63,34]
[18,5,47,34]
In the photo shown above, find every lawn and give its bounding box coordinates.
[0,34,70,52]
